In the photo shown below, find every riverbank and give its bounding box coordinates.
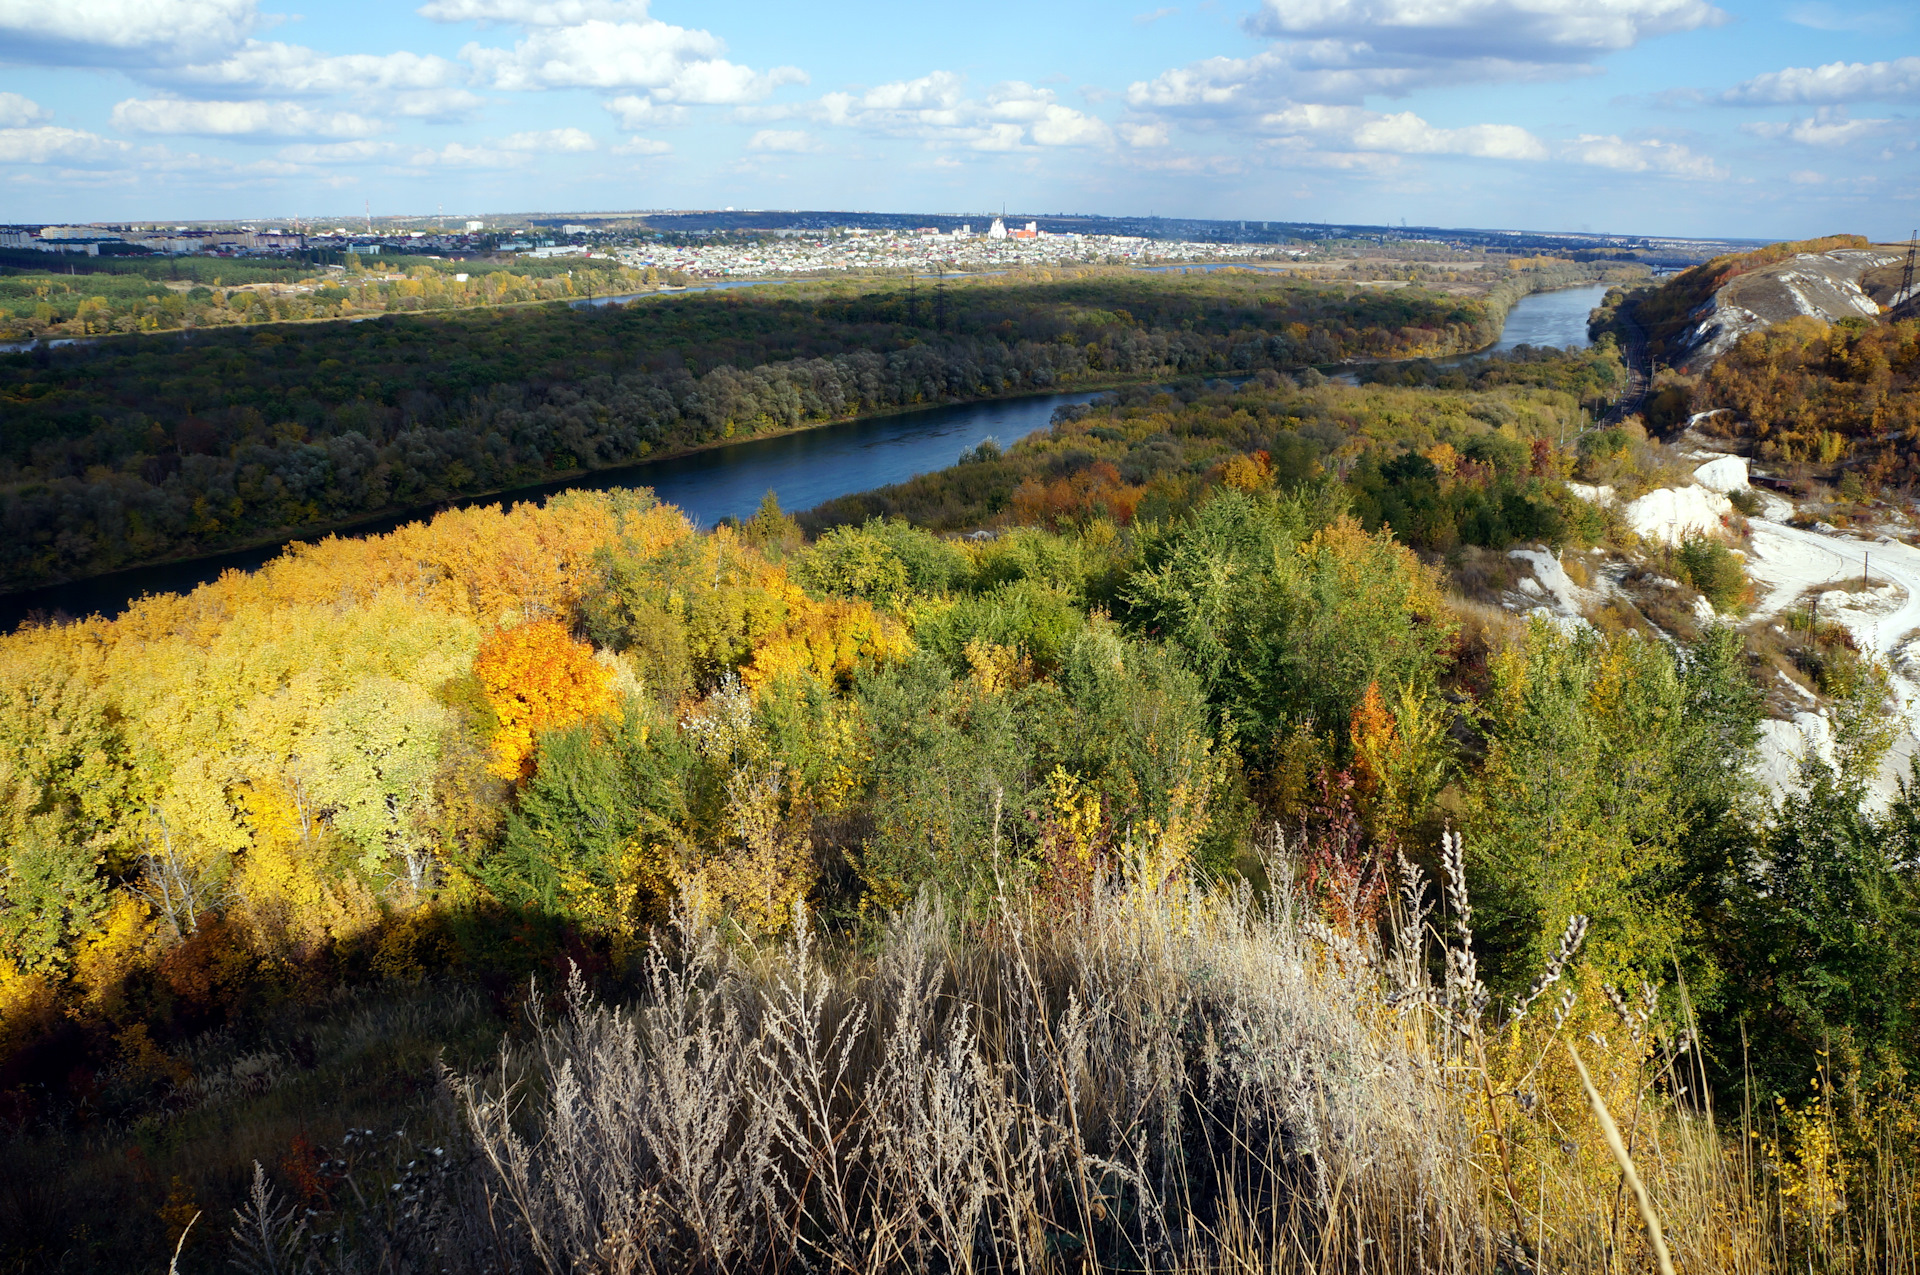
[0,268,1626,627]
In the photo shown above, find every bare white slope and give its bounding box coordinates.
[1743,511,1920,805]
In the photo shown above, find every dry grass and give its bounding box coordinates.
[428,835,1870,1275]
[180,832,1920,1275]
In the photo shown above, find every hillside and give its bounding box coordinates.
[5,348,1920,1273]
[1595,235,1910,373]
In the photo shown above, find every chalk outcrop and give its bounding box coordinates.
[1622,484,1732,546]
[1676,249,1900,370]
[1692,455,1750,494]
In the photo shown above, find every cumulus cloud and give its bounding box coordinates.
[1126,0,1726,143]
[413,141,521,167]
[1260,103,1548,158]
[418,0,653,24]
[803,72,1111,150]
[110,98,389,139]
[747,128,820,152]
[463,18,803,100]
[498,127,597,151]
[1723,57,1920,105]
[0,125,130,163]
[0,93,52,128]
[1243,0,1726,64]
[604,95,688,128]
[1126,46,1551,117]
[1559,133,1723,177]
[610,135,671,154]
[277,139,410,164]
[1742,108,1908,146]
[0,0,259,65]
[166,42,461,94]
[1118,121,1170,147]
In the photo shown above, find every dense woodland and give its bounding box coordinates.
[2,337,1918,1271]
[0,262,1627,593]
[1689,316,1920,484]
[0,251,677,341]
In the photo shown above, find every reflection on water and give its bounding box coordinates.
[1488,284,1611,353]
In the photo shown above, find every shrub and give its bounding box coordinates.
[1674,535,1749,613]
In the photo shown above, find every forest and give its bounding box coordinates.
[0,250,673,342]
[1687,315,1920,485]
[0,260,1626,594]
[2,344,1917,1273]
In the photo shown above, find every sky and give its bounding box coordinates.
[0,0,1915,239]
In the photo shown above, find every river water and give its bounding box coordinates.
[0,285,1603,628]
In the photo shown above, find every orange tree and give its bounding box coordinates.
[474,620,616,779]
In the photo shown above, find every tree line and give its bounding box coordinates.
[0,263,1628,593]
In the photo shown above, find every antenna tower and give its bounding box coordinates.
[1899,229,1918,316]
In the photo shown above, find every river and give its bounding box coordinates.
[0,284,1604,629]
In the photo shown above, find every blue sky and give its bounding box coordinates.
[0,0,1915,238]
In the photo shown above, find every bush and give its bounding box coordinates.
[1674,535,1748,613]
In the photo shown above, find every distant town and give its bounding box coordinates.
[0,208,1757,279]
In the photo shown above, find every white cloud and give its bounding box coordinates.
[1118,121,1170,147]
[1353,110,1546,158]
[1741,107,1908,146]
[1559,133,1724,177]
[1125,47,1545,116]
[1724,57,1920,105]
[1258,103,1547,159]
[499,127,597,151]
[111,98,389,139]
[0,93,51,127]
[161,41,479,118]
[1127,0,1725,141]
[463,19,803,100]
[604,95,688,128]
[0,125,130,163]
[1135,6,1178,22]
[969,123,1026,151]
[418,0,653,24]
[804,73,1110,150]
[610,135,671,154]
[278,139,410,164]
[414,141,522,167]
[0,0,259,65]
[747,128,819,152]
[1243,0,1726,63]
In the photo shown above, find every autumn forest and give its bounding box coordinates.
[3,257,1920,1275]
